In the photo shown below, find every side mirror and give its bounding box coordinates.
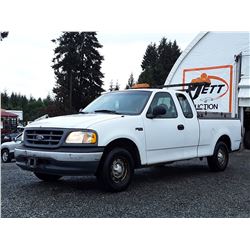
[147,105,166,118]
[153,105,166,117]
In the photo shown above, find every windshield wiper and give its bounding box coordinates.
[94,109,122,114]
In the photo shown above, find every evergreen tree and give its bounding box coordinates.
[108,80,114,91]
[138,38,181,87]
[52,32,104,114]
[126,73,135,89]
[43,94,53,107]
[1,90,8,107]
[156,38,181,85]
[10,93,19,108]
[138,43,158,85]
[114,81,120,91]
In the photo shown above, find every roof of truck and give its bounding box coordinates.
[103,88,188,97]
[119,88,187,95]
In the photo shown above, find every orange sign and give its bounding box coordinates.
[183,65,233,112]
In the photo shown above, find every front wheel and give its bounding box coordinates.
[207,142,229,171]
[1,149,11,163]
[97,147,134,192]
[34,172,62,182]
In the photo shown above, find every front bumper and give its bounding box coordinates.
[15,145,104,176]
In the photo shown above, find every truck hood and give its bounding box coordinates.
[26,113,122,129]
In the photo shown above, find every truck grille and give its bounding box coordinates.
[25,129,64,148]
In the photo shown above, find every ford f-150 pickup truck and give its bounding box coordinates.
[15,88,241,191]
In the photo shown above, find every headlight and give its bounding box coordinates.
[65,131,97,144]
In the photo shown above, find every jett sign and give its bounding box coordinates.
[183,65,233,113]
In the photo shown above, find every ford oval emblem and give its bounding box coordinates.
[36,134,44,141]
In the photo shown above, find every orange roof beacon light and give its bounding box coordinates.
[191,73,211,84]
[131,83,150,89]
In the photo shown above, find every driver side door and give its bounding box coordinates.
[143,92,187,164]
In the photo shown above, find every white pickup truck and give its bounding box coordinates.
[15,88,241,191]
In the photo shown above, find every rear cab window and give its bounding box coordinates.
[176,93,193,118]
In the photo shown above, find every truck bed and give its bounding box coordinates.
[198,118,241,157]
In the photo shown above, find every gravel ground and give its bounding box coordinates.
[1,150,250,218]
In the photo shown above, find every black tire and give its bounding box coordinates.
[1,149,11,163]
[207,142,229,171]
[243,131,250,149]
[97,147,134,192]
[34,172,62,182]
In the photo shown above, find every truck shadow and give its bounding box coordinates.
[23,162,210,193]
[133,163,210,184]
[28,175,99,192]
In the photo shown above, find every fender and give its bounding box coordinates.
[89,116,147,165]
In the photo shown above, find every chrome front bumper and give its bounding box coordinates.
[15,146,103,175]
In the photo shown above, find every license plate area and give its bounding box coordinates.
[28,158,37,168]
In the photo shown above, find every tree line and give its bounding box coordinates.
[1,32,182,123]
[1,92,58,123]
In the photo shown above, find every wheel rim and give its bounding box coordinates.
[110,157,128,183]
[2,151,8,162]
[217,148,226,167]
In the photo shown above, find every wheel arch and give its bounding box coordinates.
[216,134,232,152]
[1,147,9,153]
[97,138,142,173]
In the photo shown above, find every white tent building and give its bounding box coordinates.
[165,32,250,148]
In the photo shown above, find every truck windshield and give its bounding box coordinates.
[82,90,152,115]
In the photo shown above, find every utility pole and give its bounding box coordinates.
[69,71,73,113]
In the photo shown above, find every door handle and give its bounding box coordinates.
[177,124,185,130]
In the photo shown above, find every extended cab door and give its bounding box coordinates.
[143,91,199,165]
[175,92,199,157]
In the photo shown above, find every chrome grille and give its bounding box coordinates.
[25,129,64,147]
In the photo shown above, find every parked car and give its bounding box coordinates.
[1,133,23,163]
[1,126,24,144]
[1,132,20,144]
[15,88,241,191]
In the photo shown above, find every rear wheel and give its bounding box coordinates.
[207,142,229,171]
[1,149,11,163]
[97,147,134,192]
[34,172,62,182]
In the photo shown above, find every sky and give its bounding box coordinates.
[0,31,196,99]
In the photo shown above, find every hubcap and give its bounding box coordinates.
[2,151,8,162]
[111,157,128,183]
[217,149,226,167]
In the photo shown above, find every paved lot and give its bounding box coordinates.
[1,150,250,218]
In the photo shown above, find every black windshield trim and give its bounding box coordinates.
[94,110,123,115]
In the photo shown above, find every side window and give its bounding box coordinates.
[176,93,193,118]
[147,92,178,118]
